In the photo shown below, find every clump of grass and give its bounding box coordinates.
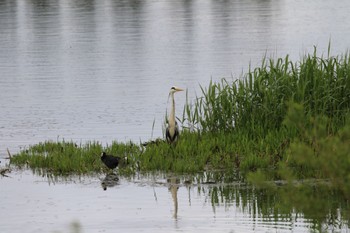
[248,102,350,198]
[10,140,140,175]
[283,103,350,195]
[185,49,350,137]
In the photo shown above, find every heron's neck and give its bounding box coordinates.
[169,93,176,127]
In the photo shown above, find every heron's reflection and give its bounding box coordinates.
[167,177,180,219]
[101,172,119,191]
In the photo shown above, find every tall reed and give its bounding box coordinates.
[184,49,350,138]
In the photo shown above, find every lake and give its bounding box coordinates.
[1,0,350,232]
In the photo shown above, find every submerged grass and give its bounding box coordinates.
[10,48,350,182]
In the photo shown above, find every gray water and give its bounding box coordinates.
[2,169,347,233]
[1,0,350,232]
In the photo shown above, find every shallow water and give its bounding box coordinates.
[1,0,350,155]
[2,167,348,233]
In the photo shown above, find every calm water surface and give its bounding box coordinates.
[1,0,350,232]
[2,168,348,233]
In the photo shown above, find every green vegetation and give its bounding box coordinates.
[10,48,350,184]
[248,103,350,197]
[10,140,140,175]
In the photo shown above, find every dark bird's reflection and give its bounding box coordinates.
[101,173,119,191]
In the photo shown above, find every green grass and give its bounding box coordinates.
[184,50,350,136]
[10,140,140,175]
[10,47,350,179]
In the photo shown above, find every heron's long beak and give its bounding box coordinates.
[168,87,184,102]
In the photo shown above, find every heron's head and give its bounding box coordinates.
[169,86,184,94]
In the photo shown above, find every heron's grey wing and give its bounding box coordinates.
[166,126,171,143]
[174,125,179,141]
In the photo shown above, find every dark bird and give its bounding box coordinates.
[166,86,184,144]
[100,152,120,169]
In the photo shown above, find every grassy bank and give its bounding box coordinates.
[10,49,350,184]
[9,140,140,175]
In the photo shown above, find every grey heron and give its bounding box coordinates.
[100,152,120,169]
[166,86,184,144]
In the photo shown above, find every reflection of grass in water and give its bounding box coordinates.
[208,177,350,232]
[54,172,348,233]
[69,222,81,233]
[52,221,81,233]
